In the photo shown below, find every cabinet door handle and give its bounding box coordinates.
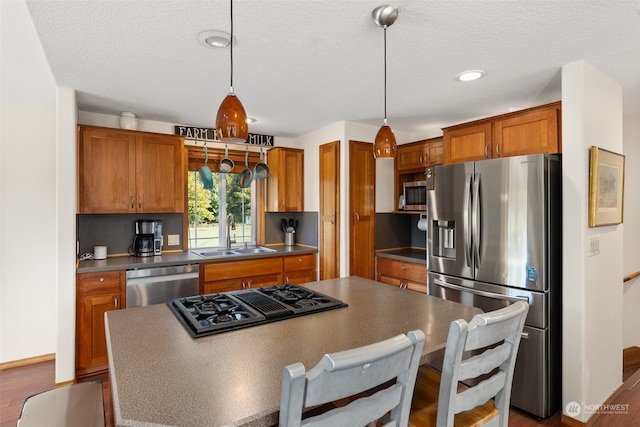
[113,296,118,308]
[401,265,406,271]
[484,145,489,159]
[331,214,335,225]
[354,213,360,223]
[130,197,135,209]
[247,279,252,288]
[419,155,424,164]
[99,277,105,282]
[281,198,285,209]
[285,275,290,284]
[495,143,501,157]
[137,196,142,209]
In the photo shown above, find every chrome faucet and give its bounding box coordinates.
[226,214,236,250]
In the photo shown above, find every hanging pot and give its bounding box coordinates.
[199,144,213,189]
[239,148,253,188]
[253,147,270,180]
[220,143,234,173]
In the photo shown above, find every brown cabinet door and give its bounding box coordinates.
[425,139,444,166]
[135,134,185,213]
[349,141,375,280]
[76,271,124,376]
[284,269,317,285]
[266,147,304,212]
[396,143,428,171]
[78,126,185,213]
[319,141,340,280]
[78,127,136,213]
[444,123,492,164]
[203,273,283,293]
[493,107,559,158]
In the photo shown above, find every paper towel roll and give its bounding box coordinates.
[94,246,107,260]
[417,216,428,231]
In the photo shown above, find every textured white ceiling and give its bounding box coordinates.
[23,0,640,138]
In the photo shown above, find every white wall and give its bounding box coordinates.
[623,113,640,348]
[562,60,624,422]
[0,0,58,364]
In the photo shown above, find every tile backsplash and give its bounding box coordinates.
[77,213,184,256]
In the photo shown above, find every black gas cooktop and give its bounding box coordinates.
[168,284,348,338]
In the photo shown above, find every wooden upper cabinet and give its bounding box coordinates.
[397,138,444,171]
[443,102,561,164]
[493,106,559,158]
[443,123,492,164]
[78,125,185,213]
[266,147,304,212]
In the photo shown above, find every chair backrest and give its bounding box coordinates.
[17,381,105,427]
[436,301,529,427]
[279,329,425,427]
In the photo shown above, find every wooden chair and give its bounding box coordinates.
[279,330,425,427]
[409,301,529,427]
[17,381,105,427]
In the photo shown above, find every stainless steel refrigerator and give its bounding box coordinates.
[426,153,562,418]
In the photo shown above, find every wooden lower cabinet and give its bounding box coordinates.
[76,270,125,377]
[283,253,317,285]
[376,256,427,294]
[201,253,317,293]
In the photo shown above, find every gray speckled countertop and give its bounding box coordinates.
[105,277,481,427]
[376,247,427,265]
[77,245,317,273]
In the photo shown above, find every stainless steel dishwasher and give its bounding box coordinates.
[126,264,199,308]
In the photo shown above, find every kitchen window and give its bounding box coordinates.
[187,147,260,249]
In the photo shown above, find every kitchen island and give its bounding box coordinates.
[105,276,481,427]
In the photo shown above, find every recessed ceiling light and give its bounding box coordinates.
[456,70,485,82]
[198,30,233,48]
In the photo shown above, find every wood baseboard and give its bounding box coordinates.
[624,346,640,370]
[0,353,55,371]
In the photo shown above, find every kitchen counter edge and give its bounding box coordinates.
[376,248,427,264]
[77,245,318,273]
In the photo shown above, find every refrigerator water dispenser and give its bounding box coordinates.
[432,220,455,259]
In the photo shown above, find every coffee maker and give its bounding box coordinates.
[133,220,162,257]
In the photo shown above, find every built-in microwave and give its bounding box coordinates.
[402,180,427,211]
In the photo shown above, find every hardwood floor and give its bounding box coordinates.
[1,360,639,427]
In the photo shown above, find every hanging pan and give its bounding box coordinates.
[199,143,214,189]
[253,147,270,180]
[220,143,234,173]
[239,148,253,188]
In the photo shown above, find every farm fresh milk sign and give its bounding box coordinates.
[174,126,274,146]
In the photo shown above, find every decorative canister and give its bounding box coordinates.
[119,112,138,130]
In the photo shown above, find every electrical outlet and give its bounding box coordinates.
[168,234,180,246]
[588,236,600,257]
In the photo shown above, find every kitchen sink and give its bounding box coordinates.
[234,247,277,254]
[192,246,277,258]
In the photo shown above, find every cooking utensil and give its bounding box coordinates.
[239,148,253,188]
[220,143,234,173]
[253,147,270,180]
[199,144,213,189]
[281,218,288,232]
[288,219,294,228]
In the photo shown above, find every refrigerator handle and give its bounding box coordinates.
[473,173,481,268]
[463,173,473,267]
[433,278,530,304]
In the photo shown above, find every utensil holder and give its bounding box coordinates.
[284,231,295,246]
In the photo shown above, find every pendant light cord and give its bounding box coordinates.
[383,26,388,124]
[230,0,234,92]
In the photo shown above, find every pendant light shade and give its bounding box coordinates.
[216,0,249,143]
[372,5,398,159]
[216,92,248,143]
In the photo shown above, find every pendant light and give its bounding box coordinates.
[372,5,398,159]
[216,0,248,143]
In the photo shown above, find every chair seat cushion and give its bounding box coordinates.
[409,365,499,427]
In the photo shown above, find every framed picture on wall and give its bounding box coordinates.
[588,146,625,227]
